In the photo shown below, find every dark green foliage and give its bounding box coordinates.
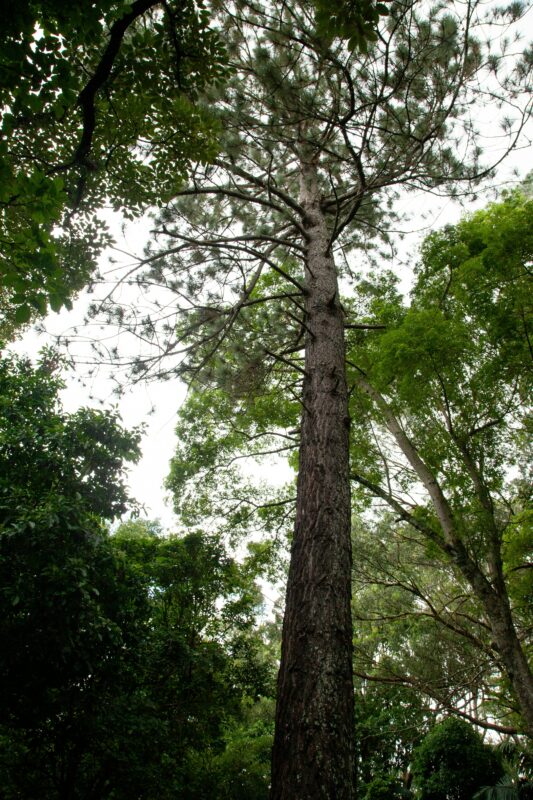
[1,518,275,798]
[213,701,274,800]
[363,774,413,800]
[0,352,149,797]
[0,350,142,520]
[0,496,144,724]
[106,523,276,799]
[176,698,274,800]
[474,740,533,800]
[412,718,504,800]
[0,0,227,327]
[355,681,431,795]
[475,777,533,800]
[0,518,153,799]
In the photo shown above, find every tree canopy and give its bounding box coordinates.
[348,189,533,735]
[411,718,504,800]
[0,0,227,327]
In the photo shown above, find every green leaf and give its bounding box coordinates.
[49,294,64,312]
[14,305,32,324]
[30,296,48,314]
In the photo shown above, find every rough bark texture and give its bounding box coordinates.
[271,161,355,798]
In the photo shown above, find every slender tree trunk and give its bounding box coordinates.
[465,565,533,739]
[271,160,355,798]
[495,613,533,738]
[357,376,533,739]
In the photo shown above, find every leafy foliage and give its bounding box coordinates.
[166,382,297,550]
[362,774,413,800]
[474,776,533,800]
[110,522,276,799]
[348,190,533,734]
[1,516,275,798]
[354,679,430,797]
[412,717,504,800]
[0,350,142,520]
[0,354,275,798]
[0,352,147,797]
[351,507,514,724]
[474,739,533,800]
[0,0,227,327]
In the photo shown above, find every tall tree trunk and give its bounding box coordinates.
[271,160,355,798]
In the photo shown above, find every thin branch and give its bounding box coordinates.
[352,671,519,735]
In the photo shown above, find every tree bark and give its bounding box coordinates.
[467,570,533,739]
[271,160,355,798]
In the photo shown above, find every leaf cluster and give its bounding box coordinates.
[1,503,275,798]
[0,0,228,327]
[315,0,389,53]
[0,350,142,520]
[411,717,504,800]
[351,191,532,549]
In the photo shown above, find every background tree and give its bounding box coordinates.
[0,351,146,798]
[110,521,276,800]
[474,739,533,800]
[0,350,142,521]
[354,678,431,798]
[411,717,504,800]
[0,354,277,798]
[166,382,298,550]
[351,514,521,734]
[85,2,532,794]
[348,190,533,735]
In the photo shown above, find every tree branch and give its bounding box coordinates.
[75,0,160,168]
[352,670,519,734]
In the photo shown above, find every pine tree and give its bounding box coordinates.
[93,1,531,796]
